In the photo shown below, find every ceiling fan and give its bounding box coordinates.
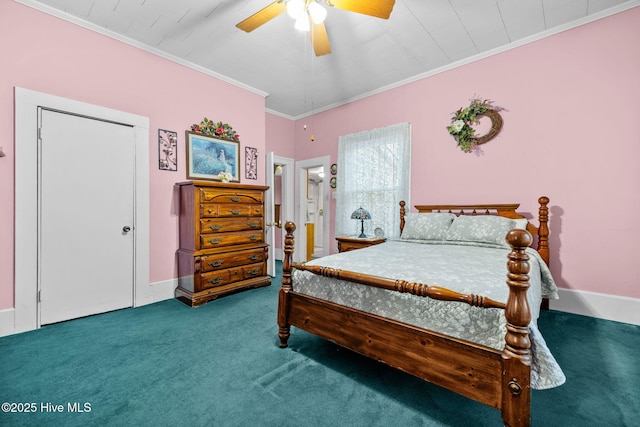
[236,0,396,56]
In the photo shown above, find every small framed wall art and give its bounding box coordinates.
[245,146,258,180]
[185,131,240,182]
[158,129,177,171]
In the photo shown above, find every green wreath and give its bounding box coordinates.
[447,99,503,153]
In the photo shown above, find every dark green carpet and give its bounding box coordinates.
[1,262,638,426]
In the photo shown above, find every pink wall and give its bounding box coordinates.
[265,113,296,249]
[0,2,267,310]
[282,8,640,299]
[266,113,296,158]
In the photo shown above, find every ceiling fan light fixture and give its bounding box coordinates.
[286,0,305,19]
[294,15,310,31]
[308,2,327,24]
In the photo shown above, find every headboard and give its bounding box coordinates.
[398,196,550,266]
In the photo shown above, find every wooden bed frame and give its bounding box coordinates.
[277,197,550,427]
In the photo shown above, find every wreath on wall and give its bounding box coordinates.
[446,99,504,153]
[191,117,240,141]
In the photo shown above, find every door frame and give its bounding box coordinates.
[14,87,150,333]
[296,156,330,263]
[265,153,294,276]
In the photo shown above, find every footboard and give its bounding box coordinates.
[277,222,533,427]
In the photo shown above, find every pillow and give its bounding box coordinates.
[401,213,456,240]
[445,215,517,246]
[513,218,529,230]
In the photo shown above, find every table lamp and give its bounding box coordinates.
[351,207,371,238]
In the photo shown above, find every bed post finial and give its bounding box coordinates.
[278,221,297,348]
[502,228,532,427]
[537,196,550,266]
[399,201,406,235]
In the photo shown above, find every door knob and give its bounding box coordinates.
[123,226,131,232]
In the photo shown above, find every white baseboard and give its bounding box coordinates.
[0,308,16,338]
[0,279,178,338]
[550,288,639,326]
[136,278,178,307]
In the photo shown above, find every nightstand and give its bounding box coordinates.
[336,236,387,253]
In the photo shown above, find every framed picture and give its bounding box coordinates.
[158,129,177,171]
[186,131,240,182]
[245,146,258,180]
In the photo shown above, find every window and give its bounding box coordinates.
[336,123,411,239]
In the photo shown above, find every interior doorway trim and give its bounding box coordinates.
[265,153,294,276]
[14,87,150,334]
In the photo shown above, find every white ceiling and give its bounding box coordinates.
[21,0,637,118]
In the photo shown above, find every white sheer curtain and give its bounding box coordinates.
[336,122,411,239]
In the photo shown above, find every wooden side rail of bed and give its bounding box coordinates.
[277,198,552,427]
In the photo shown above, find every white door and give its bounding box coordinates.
[39,109,135,325]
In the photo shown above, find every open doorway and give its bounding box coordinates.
[296,156,330,263]
[306,167,324,260]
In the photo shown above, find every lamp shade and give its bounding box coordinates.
[308,2,327,24]
[287,0,305,19]
[294,15,310,31]
[351,207,371,220]
[351,207,371,238]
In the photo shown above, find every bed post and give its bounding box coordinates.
[501,229,532,427]
[536,196,550,266]
[399,201,406,235]
[278,221,296,348]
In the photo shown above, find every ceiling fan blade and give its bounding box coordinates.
[311,21,331,56]
[236,1,287,32]
[327,0,395,19]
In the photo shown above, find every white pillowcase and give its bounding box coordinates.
[513,217,529,230]
[401,213,456,240]
[445,215,517,246]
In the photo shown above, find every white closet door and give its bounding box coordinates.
[39,109,135,325]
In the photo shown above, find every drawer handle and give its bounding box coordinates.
[230,196,241,202]
[208,209,213,214]
[207,277,223,284]
[248,235,259,241]
[247,255,260,261]
[208,224,222,231]
[229,209,241,215]
[208,238,221,245]
[247,221,260,228]
[207,261,224,267]
[247,269,261,276]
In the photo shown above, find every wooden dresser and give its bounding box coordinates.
[175,181,271,307]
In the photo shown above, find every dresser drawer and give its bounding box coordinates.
[200,248,266,272]
[199,267,242,290]
[201,203,263,218]
[199,188,264,204]
[200,230,264,249]
[200,217,263,234]
[198,262,265,290]
[242,262,265,279]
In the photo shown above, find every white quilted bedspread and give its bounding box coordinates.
[293,240,566,390]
